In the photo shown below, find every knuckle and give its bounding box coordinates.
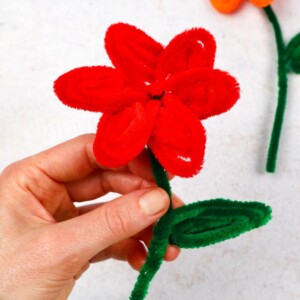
[63,251,83,269]
[1,161,23,177]
[1,159,64,202]
[102,203,131,238]
[2,161,38,188]
[0,162,38,196]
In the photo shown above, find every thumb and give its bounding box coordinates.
[51,188,169,263]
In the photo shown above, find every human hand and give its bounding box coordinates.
[0,134,182,300]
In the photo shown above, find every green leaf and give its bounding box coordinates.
[166,199,271,248]
[130,199,271,300]
[285,33,300,74]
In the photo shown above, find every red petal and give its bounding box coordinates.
[166,69,240,120]
[94,100,160,168]
[155,28,216,81]
[148,95,206,177]
[105,23,164,86]
[54,66,143,113]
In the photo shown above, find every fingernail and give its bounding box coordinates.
[139,188,169,216]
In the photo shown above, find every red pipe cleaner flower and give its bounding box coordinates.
[54,23,240,177]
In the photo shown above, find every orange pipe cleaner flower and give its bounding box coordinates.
[210,0,273,14]
[210,1,300,173]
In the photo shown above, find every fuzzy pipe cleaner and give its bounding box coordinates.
[129,150,271,300]
[264,5,300,172]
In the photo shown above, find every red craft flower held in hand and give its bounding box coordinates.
[54,23,240,177]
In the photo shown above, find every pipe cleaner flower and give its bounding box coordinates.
[54,23,239,178]
[54,23,271,300]
[210,1,300,173]
[210,0,273,13]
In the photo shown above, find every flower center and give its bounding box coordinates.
[149,91,165,101]
[148,81,165,101]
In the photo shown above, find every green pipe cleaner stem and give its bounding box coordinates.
[147,148,173,210]
[129,216,170,300]
[129,149,173,299]
[129,150,272,299]
[264,5,288,173]
[129,197,272,300]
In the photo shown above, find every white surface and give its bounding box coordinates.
[1,1,300,299]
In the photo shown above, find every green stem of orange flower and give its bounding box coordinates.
[264,6,289,173]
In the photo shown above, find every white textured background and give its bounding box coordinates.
[1,1,300,299]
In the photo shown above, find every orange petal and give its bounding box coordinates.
[249,0,273,7]
[210,0,243,14]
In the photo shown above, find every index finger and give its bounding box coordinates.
[32,134,159,183]
[32,134,99,182]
